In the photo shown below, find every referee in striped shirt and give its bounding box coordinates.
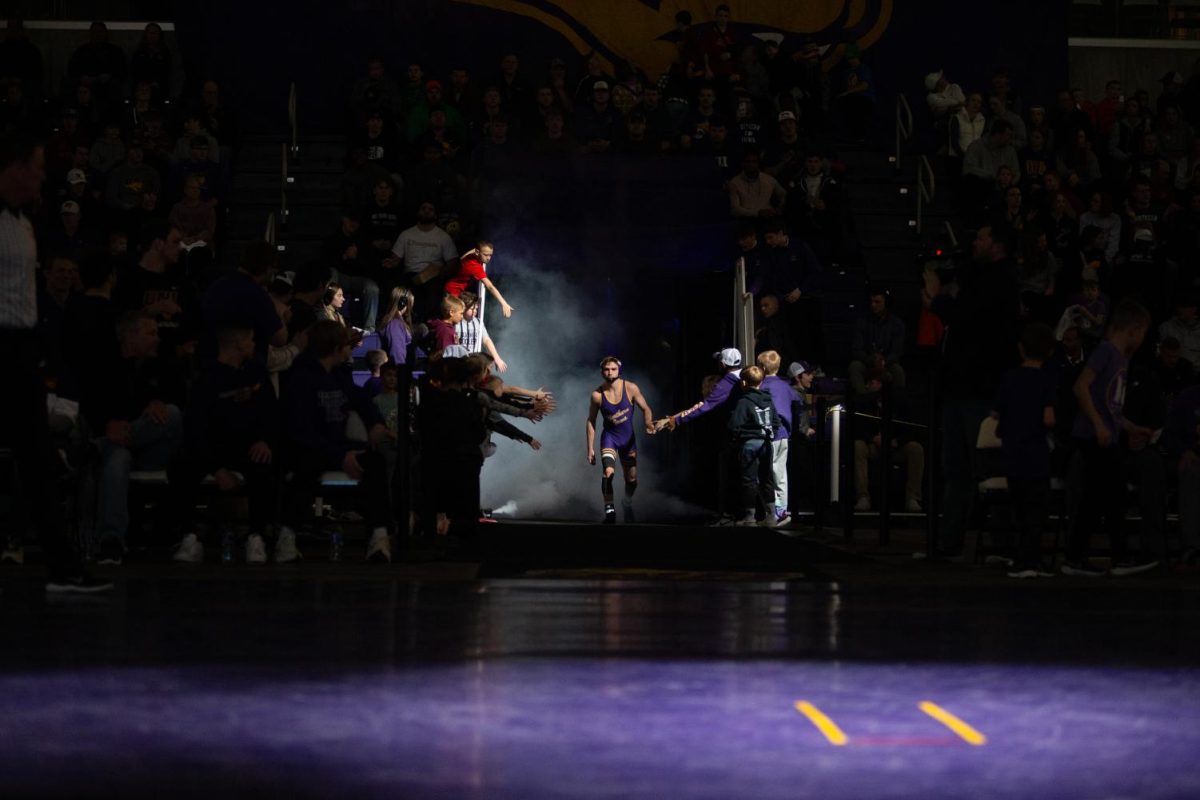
[0,133,110,592]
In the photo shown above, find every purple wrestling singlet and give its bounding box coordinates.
[600,379,637,464]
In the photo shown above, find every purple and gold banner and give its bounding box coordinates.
[448,0,893,76]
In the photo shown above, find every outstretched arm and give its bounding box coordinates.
[482,333,506,372]
[629,381,655,435]
[586,391,601,464]
[481,277,513,318]
[662,373,737,430]
[505,383,552,401]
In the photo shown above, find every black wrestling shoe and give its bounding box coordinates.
[603,504,617,525]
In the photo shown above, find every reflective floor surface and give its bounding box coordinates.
[2,523,1198,798]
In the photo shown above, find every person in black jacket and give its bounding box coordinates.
[416,353,489,539]
[84,312,185,565]
[167,326,280,564]
[727,366,780,526]
[850,370,925,513]
[60,253,118,402]
[321,210,380,330]
[281,320,393,562]
[928,224,1021,557]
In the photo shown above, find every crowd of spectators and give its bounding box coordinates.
[1,17,565,575]
[5,9,1200,578]
[331,4,872,330]
[732,60,1200,575]
[835,64,1200,575]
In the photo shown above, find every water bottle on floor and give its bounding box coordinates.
[329,528,344,562]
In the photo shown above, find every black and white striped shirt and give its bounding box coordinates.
[455,316,488,354]
[0,208,38,330]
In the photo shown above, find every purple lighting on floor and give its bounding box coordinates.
[1,660,1198,798]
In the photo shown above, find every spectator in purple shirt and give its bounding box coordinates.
[378,286,414,365]
[1064,299,1158,577]
[757,350,796,526]
[661,347,744,522]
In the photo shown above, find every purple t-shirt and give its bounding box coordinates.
[760,375,794,440]
[1071,339,1127,444]
[380,318,410,365]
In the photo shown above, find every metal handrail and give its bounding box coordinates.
[943,220,958,248]
[915,155,935,234]
[279,142,289,227]
[288,82,299,159]
[264,211,276,245]
[733,257,754,368]
[894,94,913,170]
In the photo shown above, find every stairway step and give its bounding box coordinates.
[227,203,336,239]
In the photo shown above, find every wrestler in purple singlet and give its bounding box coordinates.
[600,379,637,465]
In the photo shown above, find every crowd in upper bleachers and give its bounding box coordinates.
[5,8,1200,581]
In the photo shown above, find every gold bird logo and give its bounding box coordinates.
[448,0,892,76]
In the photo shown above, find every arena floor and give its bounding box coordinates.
[1,522,1197,798]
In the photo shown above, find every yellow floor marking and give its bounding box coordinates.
[918,701,987,745]
[794,701,849,746]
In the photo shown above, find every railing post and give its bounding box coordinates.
[926,356,940,558]
[916,168,924,235]
[879,382,893,547]
[288,82,299,160]
[814,395,828,531]
[916,156,935,235]
[733,257,753,368]
[894,94,913,173]
[396,331,417,545]
[841,403,855,542]
[895,98,902,172]
[280,142,289,228]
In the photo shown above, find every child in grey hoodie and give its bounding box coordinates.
[727,366,781,526]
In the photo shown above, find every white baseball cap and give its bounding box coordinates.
[714,348,742,367]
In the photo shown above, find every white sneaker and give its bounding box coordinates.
[274,527,301,563]
[734,514,759,527]
[245,533,267,564]
[905,498,923,513]
[853,496,871,512]
[366,527,392,563]
[173,533,204,563]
